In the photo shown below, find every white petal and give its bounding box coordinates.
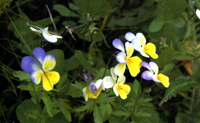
[30,27,43,33]
[95,79,103,89]
[110,67,117,82]
[125,42,134,58]
[136,33,146,47]
[196,9,200,19]
[113,84,119,96]
[42,27,62,43]
[102,76,115,89]
[149,61,159,74]
[125,32,136,41]
[116,52,126,64]
[117,75,126,85]
[132,38,142,52]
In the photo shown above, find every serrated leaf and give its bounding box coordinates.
[96,93,115,104]
[135,112,151,118]
[53,4,79,17]
[160,63,176,75]
[112,110,129,117]
[100,104,112,122]
[42,93,54,117]
[132,79,140,97]
[13,71,30,82]
[17,83,42,91]
[58,99,72,122]
[93,105,103,123]
[75,50,97,74]
[159,77,198,106]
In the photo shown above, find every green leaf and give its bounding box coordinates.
[191,61,200,74]
[93,105,103,123]
[114,17,135,26]
[16,99,40,123]
[74,0,112,17]
[45,112,70,123]
[75,100,93,112]
[13,71,30,82]
[96,93,115,104]
[135,112,151,118]
[153,47,175,69]
[69,2,79,10]
[67,83,83,98]
[53,4,79,17]
[58,99,72,122]
[112,110,129,117]
[64,55,80,72]
[194,0,200,10]
[157,0,185,22]
[132,79,140,97]
[75,50,97,74]
[149,19,164,32]
[94,68,110,80]
[17,83,42,91]
[160,63,176,75]
[159,77,199,106]
[42,93,54,117]
[100,103,112,122]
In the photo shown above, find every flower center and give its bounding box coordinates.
[116,85,123,93]
[125,57,133,65]
[42,72,51,79]
[143,46,150,53]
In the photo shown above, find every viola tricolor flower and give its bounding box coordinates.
[102,68,131,99]
[30,27,62,43]
[112,39,142,77]
[21,47,60,91]
[82,79,103,101]
[125,32,158,59]
[140,61,170,88]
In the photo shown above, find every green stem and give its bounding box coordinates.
[0,105,6,122]
[131,79,142,120]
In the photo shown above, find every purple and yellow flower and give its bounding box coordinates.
[30,27,62,43]
[21,47,60,91]
[125,32,158,59]
[102,68,131,99]
[112,39,142,77]
[82,79,103,101]
[140,61,170,88]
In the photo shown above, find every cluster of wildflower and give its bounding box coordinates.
[21,27,62,91]
[82,32,170,101]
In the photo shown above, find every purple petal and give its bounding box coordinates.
[89,82,97,94]
[112,39,125,52]
[141,71,153,81]
[21,56,40,73]
[140,61,152,71]
[116,52,126,64]
[125,32,136,41]
[32,47,46,64]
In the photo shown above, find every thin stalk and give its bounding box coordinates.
[0,105,6,122]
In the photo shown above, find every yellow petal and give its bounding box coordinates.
[43,55,56,71]
[30,70,43,84]
[42,73,53,91]
[157,73,170,88]
[115,84,131,99]
[82,87,89,101]
[46,71,60,84]
[143,43,158,59]
[125,42,134,58]
[89,87,102,99]
[125,56,142,77]
[41,71,60,91]
[114,63,126,76]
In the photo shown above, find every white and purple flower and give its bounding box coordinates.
[112,39,142,77]
[125,32,158,59]
[140,61,170,88]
